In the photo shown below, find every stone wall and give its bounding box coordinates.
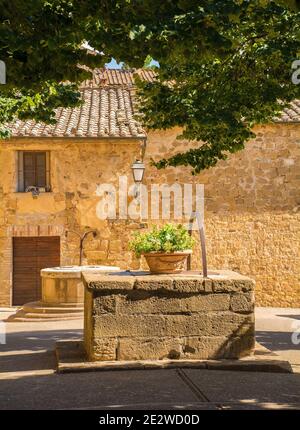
[83,270,255,361]
[0,122,299,307]
[0,138,142,306]
[145,124,300,307]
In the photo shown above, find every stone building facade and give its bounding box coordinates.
[0,69,299,307]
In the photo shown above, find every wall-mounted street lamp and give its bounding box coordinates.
[131,138,147,198]
[131,160,145,184]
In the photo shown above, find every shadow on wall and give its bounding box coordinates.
[211,320,255,360]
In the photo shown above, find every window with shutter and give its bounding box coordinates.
[17,151,50,192]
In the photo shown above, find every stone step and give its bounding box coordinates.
[22,302,83,314]
[7,310,83,322]
[20,311,83,319]
[11,315,83,322]
[24,300,83,308]
[6,304,83,322]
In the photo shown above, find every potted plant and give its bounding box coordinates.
[129,223,195,274]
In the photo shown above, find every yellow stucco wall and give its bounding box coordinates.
[0,124,299,307]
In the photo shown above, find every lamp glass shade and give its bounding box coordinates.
[131,160,145,183]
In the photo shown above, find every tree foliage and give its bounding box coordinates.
[1,1,300,172]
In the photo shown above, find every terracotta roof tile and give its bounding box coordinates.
[80,68,156,88]
[274,99,300,123]
[8,69,300,139]
[10,86,146,139]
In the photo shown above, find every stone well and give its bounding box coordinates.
[8,265,119,322]
[82,270,255,362]
[41,265,119,305]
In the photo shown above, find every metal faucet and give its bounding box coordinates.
[65,230,98,266]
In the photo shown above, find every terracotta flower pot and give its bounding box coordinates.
[143,251,192,274]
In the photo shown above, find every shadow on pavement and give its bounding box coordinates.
[1,368,300,410]
[277,314,300,321]
[0,329,83,372]
[256,330,300,352]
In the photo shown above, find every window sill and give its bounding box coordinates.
[14,191,53,195]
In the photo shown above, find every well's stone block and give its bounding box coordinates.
[117,292,230,315]
[93,294,117,314]
[83,270,255,362]
[92,338,117,361]
[118,337,183,361]
[230,292,255,313]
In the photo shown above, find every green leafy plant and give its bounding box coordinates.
[129,223,195,257]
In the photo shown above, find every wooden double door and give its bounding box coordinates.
[13,236,60,305]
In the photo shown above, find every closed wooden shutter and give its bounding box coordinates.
[23,152,36,190]
[23,152,46,190]
[13,237,60,305]
[35,152,46,187]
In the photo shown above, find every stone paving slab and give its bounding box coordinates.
[185,369,300,405]
[61,402,300,410]
[55,340,293,374]
[0,369,200,410]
